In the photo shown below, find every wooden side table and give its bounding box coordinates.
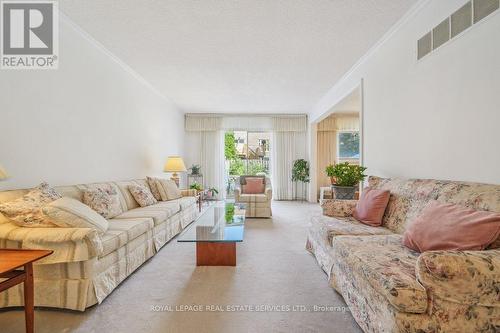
[0,249,53,333]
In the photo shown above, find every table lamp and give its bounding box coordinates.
[164,156,187,186]
[0,164,8,180]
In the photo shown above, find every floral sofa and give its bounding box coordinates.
[306,176,500,333]
[0,178,199,311]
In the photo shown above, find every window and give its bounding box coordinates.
[225,131,271,197]
[337,131,360,161]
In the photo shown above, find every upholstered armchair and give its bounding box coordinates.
[234,175,272,218]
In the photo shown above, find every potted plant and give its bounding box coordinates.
[292,159,310,183]
[206,187,219,198]
[325,162,367,200]
[189,164,201,175]
[189,182,203,193]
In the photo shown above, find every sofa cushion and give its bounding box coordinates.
[128,184,158,207]
[149,201,181,215]
[114,179,149,210]
[331,234,428,314]
[353,187,390,226]
[403,200,500,252]
[42,197,109,234]
[237,193,269,203]
[101,218,153,257]
[243,178,265,194]
[83,184,123,219]
[310,214,393,246]
[322,199,358,218]
[146,176,163,201]
[154,178,182,201]
[0,182,61,227]
[177,196,196,210]
[113,206,170,226]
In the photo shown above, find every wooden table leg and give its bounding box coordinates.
[24,263,34,333]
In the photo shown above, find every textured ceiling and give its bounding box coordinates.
[60,0,417,113]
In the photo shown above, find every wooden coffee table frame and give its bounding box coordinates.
[0,249,53,333]
[196,242,236,266]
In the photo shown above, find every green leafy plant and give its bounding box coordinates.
[292,159,310,183]
[247,161,267,176]
[189,182,202,191]
[225,203,235,223]
[208,187,219,195]
[225,132,238,160]
[229,158,244,175]
[325,162,366,187]
[189,164,201,175]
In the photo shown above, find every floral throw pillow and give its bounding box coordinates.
[128,184,158,207]
[83,184,123,219]
[146,177,162,201]
[0,182,61,227]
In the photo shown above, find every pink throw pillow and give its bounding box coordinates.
[353,187,390,226]
[243,178,265,194]
[403,200,500,252]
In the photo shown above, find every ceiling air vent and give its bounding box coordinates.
[417,32,432,60]
[451,2,472,38]
[417,0,499,60]
[432,18,450,50]
[474,0,500,22]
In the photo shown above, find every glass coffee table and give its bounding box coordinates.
[177,201,246,266]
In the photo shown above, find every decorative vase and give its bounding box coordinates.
[332,185,356,200]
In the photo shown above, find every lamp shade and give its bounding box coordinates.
[163,156,187,173]
[0,165,8,180]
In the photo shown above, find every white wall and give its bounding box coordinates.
[310,0,500,185]
[0,15,185,190]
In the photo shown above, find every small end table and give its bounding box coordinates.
[0,249,53,333]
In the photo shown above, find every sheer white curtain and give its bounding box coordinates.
[186,114,308,201]
[200,131,225,199]
[271,131,307,201]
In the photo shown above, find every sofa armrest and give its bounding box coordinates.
[0,222,102,264]
[416,249,500,306]
[265,187,272,201]
[234,188,241,202]
[181,189,197,197]
[321,199,357,217]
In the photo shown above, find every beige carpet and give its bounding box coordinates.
[0,201,362,333]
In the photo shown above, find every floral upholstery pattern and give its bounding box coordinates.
[83,184,123,219]
[310,214,393,246]
[146,176,162,201]
[416,249,500,307]
[128,184,158,207]
[0,182,61,227]
[331,235,428,313]
[369,176,500,236]
[322,199,358,217]
[307,176,500,332]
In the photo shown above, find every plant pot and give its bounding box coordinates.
[331,185,356,200]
